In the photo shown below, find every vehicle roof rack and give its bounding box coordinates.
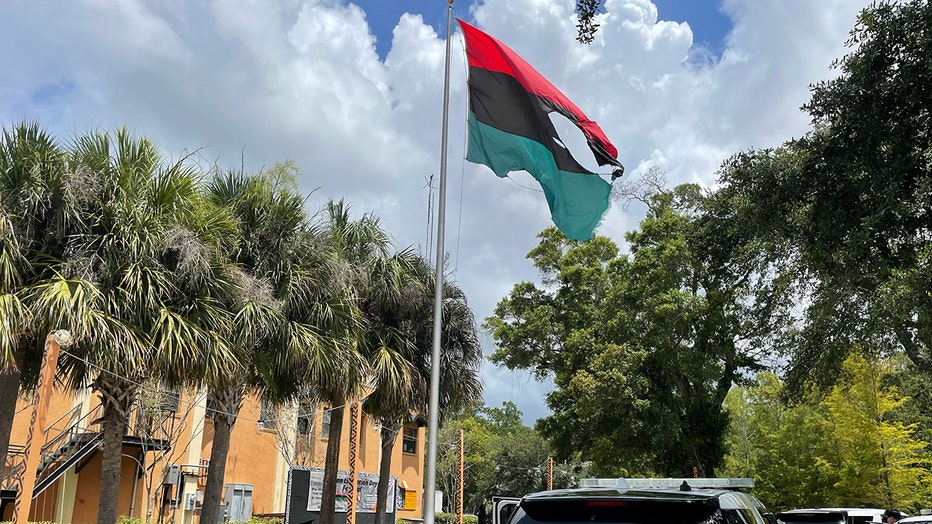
[579,478,755,490]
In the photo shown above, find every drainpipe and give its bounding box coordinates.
[123,452,144,517]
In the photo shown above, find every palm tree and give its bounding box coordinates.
[356,249,423,524]
[359,251,424,524]
[364,254,483,524]
[315,199,408,524]
[62,129,219,524]
[199,168,360,524]
[0,121,88,470]
[147,165,251,524]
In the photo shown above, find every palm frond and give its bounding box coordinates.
[26,275,105,342]
[206,169,251,207]
[150,306,210,384]
[116,262,173,318]
[79,313,149,380]
[202,330,244,389]
[0,292,30,368]
[69,130,111,173]
[234,300,284,349]
[0,210,26,291]
[366,327,418,409]
[115,128,160,194]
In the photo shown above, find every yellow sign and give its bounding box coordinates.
[404,490,417,510]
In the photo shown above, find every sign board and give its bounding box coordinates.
[404,490,417,510]
[286,466,402,524]
[304,468,398,512]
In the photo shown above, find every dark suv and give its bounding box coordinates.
[498,480,773,524]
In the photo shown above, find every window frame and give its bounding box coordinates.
[297,402,314,436]
[321,410,332,438]
[259,398,278,430]
[402,425,418,454]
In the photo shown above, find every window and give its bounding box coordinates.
[297,402,314,435]
[321,411,331,438]
[198,458,210,485]
[517,499,720,524]
[259,398,278,430]
[402,426,417,454]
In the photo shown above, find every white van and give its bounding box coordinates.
[778,508,888,524]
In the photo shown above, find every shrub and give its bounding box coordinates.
[248,517,284,524]
[433,513,478,524]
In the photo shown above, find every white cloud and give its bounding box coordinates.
[0,0,870,424]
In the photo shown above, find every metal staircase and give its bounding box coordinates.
[1,444,25,505]
[2,397,175,503]
[32,404,105,496]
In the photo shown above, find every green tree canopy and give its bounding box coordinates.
[720,355,932,512]
[712,0,932,392]
[486,181,783,476]
[436,402,586,513]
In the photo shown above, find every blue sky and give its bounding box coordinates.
[0,0,871,425]
[356,0,732,60]
[654,0,731,57]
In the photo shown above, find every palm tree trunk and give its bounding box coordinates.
[0,365,22,470]
[374,423,400,524]
[95,374,139,524]
[200,386,244,524]
[319,398,346,524]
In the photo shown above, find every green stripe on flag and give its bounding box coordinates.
[467,113,611,241]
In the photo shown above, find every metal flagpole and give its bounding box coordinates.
[424,1,454,523]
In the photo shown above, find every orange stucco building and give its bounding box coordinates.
[1,385,425,523]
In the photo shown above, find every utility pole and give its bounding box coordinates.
[547,457,553,490]
[346,402,360,524]
[457,428,464,524]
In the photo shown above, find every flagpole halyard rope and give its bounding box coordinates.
[453,25,470,278]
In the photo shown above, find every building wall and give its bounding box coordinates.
[200,396,283,516]
[6,387,426,523]
[397,423,425,518]
[67,454,146,524]
[8,385,83,456]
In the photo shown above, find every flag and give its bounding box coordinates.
[458,19,624,241]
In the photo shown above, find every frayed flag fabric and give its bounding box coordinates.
[458,19,624,241]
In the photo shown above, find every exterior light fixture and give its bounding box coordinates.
[53,329,73,347]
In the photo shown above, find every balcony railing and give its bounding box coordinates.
[5,393,179,499]
[1,444,26,491]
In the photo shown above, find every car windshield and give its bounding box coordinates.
[511,498,724,524]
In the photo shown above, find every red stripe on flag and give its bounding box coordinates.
[458,19,618,160]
